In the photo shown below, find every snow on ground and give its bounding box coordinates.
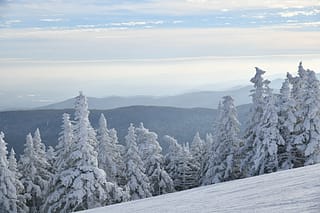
[82,164,320,213]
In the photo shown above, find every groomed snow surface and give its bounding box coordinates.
[82,164,320,213]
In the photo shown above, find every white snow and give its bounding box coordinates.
[81,164,320,213]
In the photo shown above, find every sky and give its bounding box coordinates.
[0,0,320,109]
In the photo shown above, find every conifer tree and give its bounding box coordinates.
[190,132,205,185]
[136,123,174,196]
[8,148,28,213]
[0,132,18,213]
[240,67,268,177]
[19,134,42,212]
[251,82,284,175]
[124,123,152,200]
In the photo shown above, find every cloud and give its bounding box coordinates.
[40,18,63,22]
[279,9,320,17]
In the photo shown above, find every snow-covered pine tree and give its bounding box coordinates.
[251,81,285,175]
[54,113,73,172]
[8,148,28,213]
[44,92,127,212]
[199,133,214,185]
[278,78,297,169]
[109,128,126,186]
[164,135,199,190]
[124,123,152,200]
[0,132,18,213]
[287,62,320,167]
[174,143,199,191]
[190,132,205,186]
[135,123,174,196]
[97,113,118,183]
[32,128,52,193]
[164,135,183,188]
[303,68,320,165]
[19,133,42,213]
[240,67,268,177]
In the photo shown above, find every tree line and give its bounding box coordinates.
[0,62,319,212]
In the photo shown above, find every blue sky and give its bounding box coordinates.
[0,0,320,109]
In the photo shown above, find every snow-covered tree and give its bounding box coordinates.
[174,143,199,191]
[0,132,18,213]
[54,113,73,172]
[124,124,152,200]
[97,113,125,185]
[251,82,285,175]
[44,92,127,212]
[204,96,241,184]
[19,134,42,212]
[32,128,52,191]
[199,133,214,185]
[287,63,320,167]
[135,123,174,196]
[190,132,205,185]
[164,135,198,191]
[240,67,268,177]
[8,148,28,213]
[278,78,297,169]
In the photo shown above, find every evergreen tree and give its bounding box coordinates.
[199,133,214,185]
[8,148,28,213]
[97,113,118,183]
[240,67,268,177]
[251,82,284,175]
[190,132,205,185]
[124,124,152,200]
[0,132,18,213]
[19,134,42,212]
[54,113,73,172]
[278,78,297,169]
[164,135,198,190]
[136,123,174,196]
[44,92,127,212]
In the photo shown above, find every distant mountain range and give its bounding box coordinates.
[0,105,250,156]
[37,78,286,110]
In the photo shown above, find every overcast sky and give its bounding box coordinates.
[0,0,320,108]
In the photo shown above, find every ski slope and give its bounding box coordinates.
[82,164,320,213]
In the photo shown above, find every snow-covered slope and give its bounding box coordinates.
[82,164,320,213]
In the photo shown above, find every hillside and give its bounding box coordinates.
[0,105,250,156]
[82,164,320,213]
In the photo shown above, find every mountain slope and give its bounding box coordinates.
[82,164,320,213]
[0,105,250,156]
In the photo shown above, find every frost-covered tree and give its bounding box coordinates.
[54,113,73,172]
[135,123,174,196]
[278,78,297,169]
[19,134,42,212]
[174,143,199,191]
[32,128,52,191]
[46,146,56,169]
[204,96,241,184]
[190,132,205,185]
[44,92,127,212]
[97,113,125,185]
[199,133,214,185]
[164,135,198,190]
[287,63,320,167]
[251,82,285,175]
[0,132,18,213]
[8,148,28,213]
[124,124,152,200]
[240,67,268,177]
